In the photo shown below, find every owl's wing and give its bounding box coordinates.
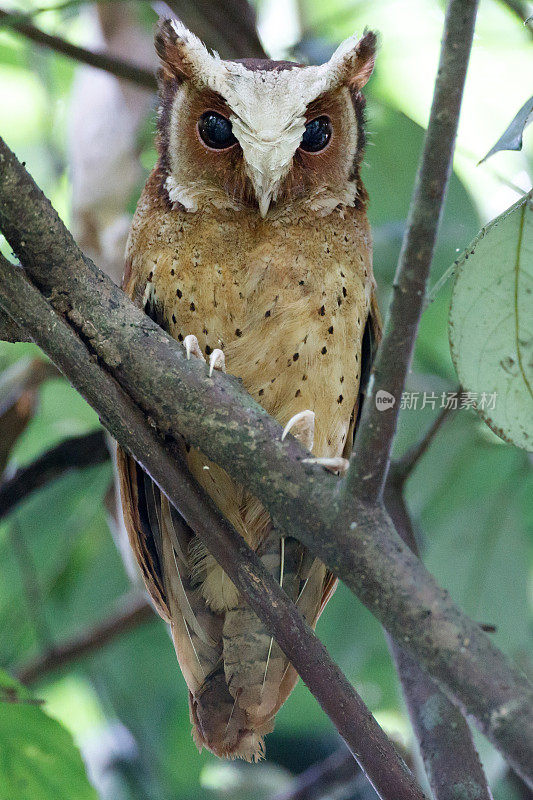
[117,448,170,620]
[343,286,382,459]
[117,449,224,689]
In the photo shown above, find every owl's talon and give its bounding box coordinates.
[281,410,315,451]
[209,348,226,376]
[301,456,349,475]
[184,334,205,362]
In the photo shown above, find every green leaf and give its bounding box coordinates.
[478,95,533,164]
[0,670,97,800]
[449,191,533,450]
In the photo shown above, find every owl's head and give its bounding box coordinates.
[155,19,376,218]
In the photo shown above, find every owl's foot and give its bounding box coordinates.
[282,411,348,475]
[281,410,315,451]
[183,335,225,377]
[184,334,205,362]
[301,456,349,476]
[209,349,226,377]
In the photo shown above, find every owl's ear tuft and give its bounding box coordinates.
[328,30,377,91]
[155,18,225,90]
[155,18,193,81]
[348,30,377,89]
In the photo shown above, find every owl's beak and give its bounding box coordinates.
[242,150,287,217]
[254,174,277,217]
[232,117,304,218]
[258,191,273,218]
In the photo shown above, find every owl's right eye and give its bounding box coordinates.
[299,116,332,153]
[198,111,237,150]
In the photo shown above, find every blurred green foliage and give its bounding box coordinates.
[0,1,532,798]
[0,669,97,800]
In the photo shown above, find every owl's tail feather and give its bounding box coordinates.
[188,534,300,762]
[117,451,333,761]
[189,668,274,762]
[222,534,300,719]
[188,534,333,761]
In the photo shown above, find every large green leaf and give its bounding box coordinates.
[0,669,97,800]
[449,192,533,450]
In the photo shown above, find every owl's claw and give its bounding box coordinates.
[281,410,315,451]
[209,348,226,376]
[184,334,205,362]
[302,456,349,475]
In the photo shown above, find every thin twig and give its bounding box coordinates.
[16,594,155,685]
[0,138,532,786]
[0,430,109,522]
[0,358,59,474]
[393,400,458,482]
[346,0,480,503]
[0,9,157,90]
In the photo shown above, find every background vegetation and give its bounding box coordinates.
[0,1,532,798]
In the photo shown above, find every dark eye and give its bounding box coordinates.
[300,116,332,153]
[198,111,237,150]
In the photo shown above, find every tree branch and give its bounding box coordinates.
[0,430,109,522]
[346,0,479,503]
[16,593,156,685]
[0,142,532,787]
[392,402,458,484]
[0,9,157,90]
[0,259,426,800]
[0,358,60,474]
[0,307,31,342]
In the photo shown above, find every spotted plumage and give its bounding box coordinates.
[118,18,381,761]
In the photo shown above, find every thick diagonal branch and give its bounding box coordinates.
[0,257,425,800]
[0,140,532,786]
[347,0,479,502]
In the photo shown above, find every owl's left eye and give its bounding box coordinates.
[300,116,332,153]
[198,111,237,150]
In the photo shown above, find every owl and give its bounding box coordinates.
[118,18,381,762]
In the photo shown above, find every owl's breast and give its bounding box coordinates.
[130,203,373,459]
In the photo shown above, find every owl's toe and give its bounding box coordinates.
[281,410,315,451]
[301,456,349,475]
[209,348,226,376]
[183,334,205,362]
